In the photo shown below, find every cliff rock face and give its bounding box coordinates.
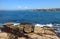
[34,26,56,35]
[0,26,60,39]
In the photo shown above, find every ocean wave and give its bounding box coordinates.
[0,23,60,27]
[35,23,53,27]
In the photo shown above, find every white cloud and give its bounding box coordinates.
[17,6,29,10]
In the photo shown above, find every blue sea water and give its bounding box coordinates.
[0,10,60,36]
[0,10,60,24]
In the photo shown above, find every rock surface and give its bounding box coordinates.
[0,26,60,39]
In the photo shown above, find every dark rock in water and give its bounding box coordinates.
[56,32,60,37]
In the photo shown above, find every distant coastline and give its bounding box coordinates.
[33,8,60,12]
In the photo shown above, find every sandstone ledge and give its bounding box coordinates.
[0,26,60,39]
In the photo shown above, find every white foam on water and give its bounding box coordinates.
[45,24,53,27]
[35,23,53,27]
[13,23,20,26]
[35,24,44,27]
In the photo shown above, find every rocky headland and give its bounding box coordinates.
[0,26,60,39]
[0,22,60,39]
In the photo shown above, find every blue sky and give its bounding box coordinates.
[0,0,60,10]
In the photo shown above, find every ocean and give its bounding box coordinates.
[0,10,60,33]
[0,10,60,24]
